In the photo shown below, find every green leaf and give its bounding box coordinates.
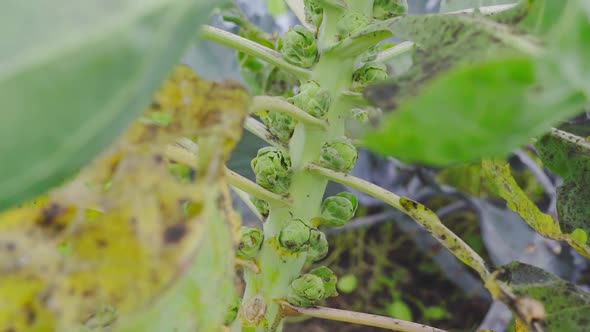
[535,130,590,236]
[364,57,571,165]
[440,0,517,13]
[0,0,218,210]
[544,0,590,98]
[363,12,540,109]
[116,192,236,332]
[495,262,590,331]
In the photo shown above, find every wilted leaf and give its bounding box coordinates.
[0,0,220,209]
[495,262,590,332]
[481,159,561,238]
[0,68,249,331]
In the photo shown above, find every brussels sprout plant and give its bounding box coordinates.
[199,0,590,331]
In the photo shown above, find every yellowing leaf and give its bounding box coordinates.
[0,66,249,331]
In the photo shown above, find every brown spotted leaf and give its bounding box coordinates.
[0,67,249,332]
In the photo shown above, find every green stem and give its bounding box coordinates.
[278,301,449,332]
[305,163,491,280]
[375,41,415,63]
[244,117,288,152]
[250,96,328,129]
[200,26,312,79]
[225,168,291,207]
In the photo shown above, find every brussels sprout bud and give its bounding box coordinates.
[251,147,292,194]
[289,81,331,118]
[237,226,264,259]
[337,12,370,38]
[279,25,318,68]
[287,273,326,307]
[309,266,338,298]
[307,228,329,262]
[260,111,296,142]
[351,62,389,92]
[250,196,270,217]
[319,192,357,226]
[318,140,358,173]
[304,0,323,27]
[279,219,312,252]
[373,0,408,20]
[224,296,241,325]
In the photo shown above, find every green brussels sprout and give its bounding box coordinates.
[287,273,326,307]
[318,140,358,172]
[279,25,318,68]
[279,219,311,252]
[307,228,328,262]
[289,81,331,118]
[251,147,292,194]
[250,196,270,217]
[304,0,323,27]
[319,192,357,226]
[260,111,296,142]
[263,66,299,97]
[224,296,241,325]
[309,266,338,298]
[337,12,370,38]
[351,62,389,92]
[237,226,264,259]
[373,0,408,20]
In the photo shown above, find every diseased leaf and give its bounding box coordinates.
[482,157,590,258]
[535,130,590,241]
[0,68,249,331]
[0,0,220,210]
[481,159,561,238]
[363,11,539,109]
[495,262,590,332]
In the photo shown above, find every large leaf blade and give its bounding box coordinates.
[0,0,218,210]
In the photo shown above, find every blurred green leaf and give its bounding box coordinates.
[495,262,590,332]
[0,0,219,209]
[336,274,358,294]
[386,300,413,322]
[366,57,560,165]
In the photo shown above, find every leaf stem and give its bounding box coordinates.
[200,26,311,80]
[244,117,288,151]
[285,0,314,31]
[277,301,448,332]
[225,168,291,207]
[305,163,490,279]
[375,41,415,63]
[164,144,290,207]
[250,96,328,129]
[231,186,265,222]
[447,3,518,15]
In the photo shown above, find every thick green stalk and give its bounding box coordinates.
[239,5,359,331]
